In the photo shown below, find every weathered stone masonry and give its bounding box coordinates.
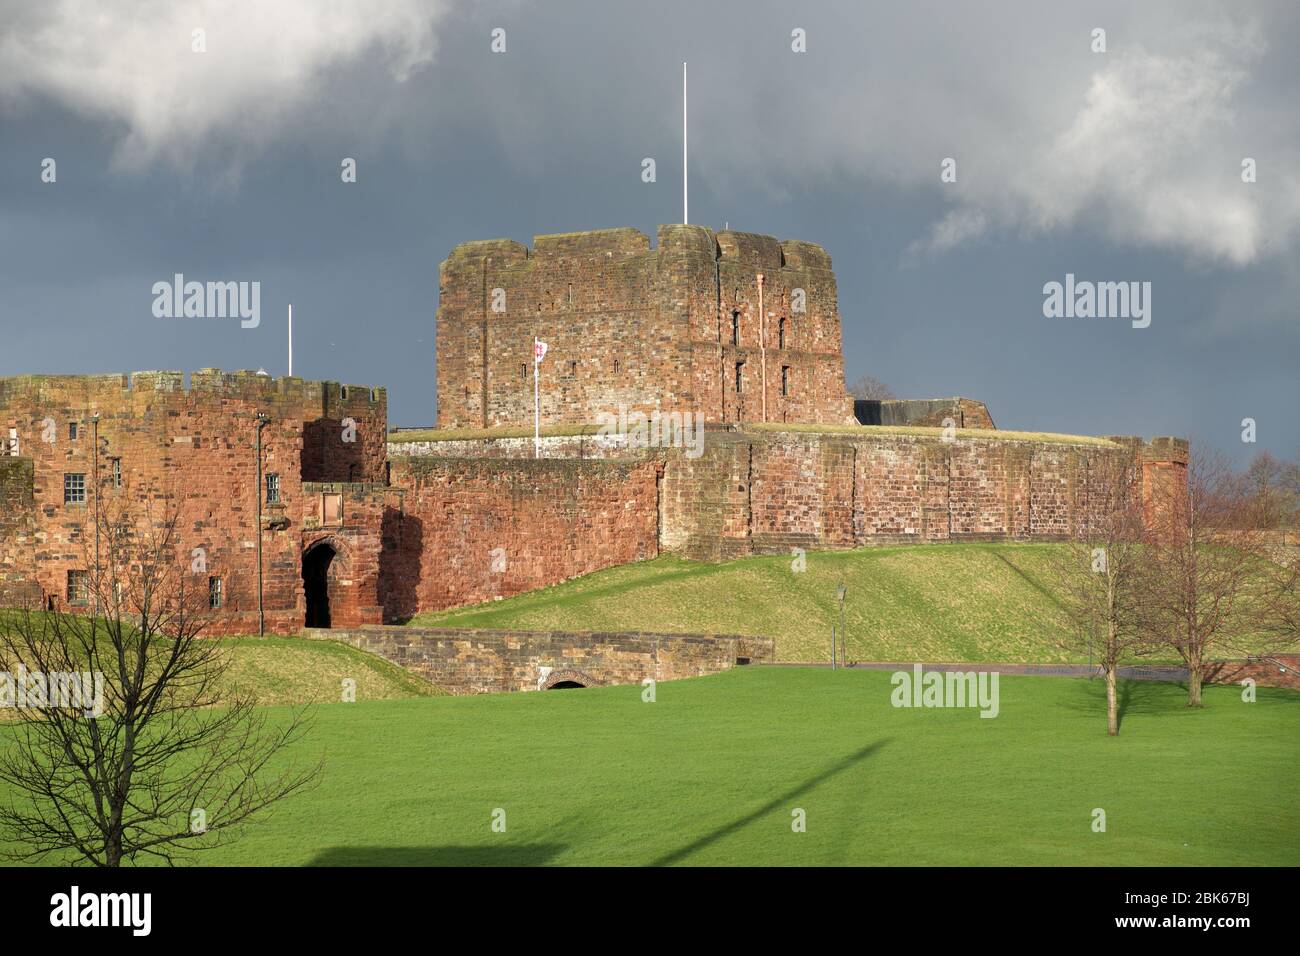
[435,225,854,430]
[308,625,776,695]
[1,225,1189,651]
[656,429,1187,561]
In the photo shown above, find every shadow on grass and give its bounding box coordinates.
[648,740,888,867]
[1061,677,1185,723]
[990,551,1067,612]
[307,844,566,866]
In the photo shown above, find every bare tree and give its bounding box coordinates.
[1051,450,1155,735]
[1140,449,1276,707]
[1244,451,1296,530]
[847,374,896,400]
[0,492,319,866]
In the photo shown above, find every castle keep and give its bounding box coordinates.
[436,225,852,428]
[1,225,1188,640]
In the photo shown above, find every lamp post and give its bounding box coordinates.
[254,412,271,636]
[836,581,847,669]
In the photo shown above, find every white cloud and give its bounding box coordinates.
[0,0,451,170]
[674,3,1300,268]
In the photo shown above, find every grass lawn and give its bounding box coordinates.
[414,543,1297,664]
[0,614,440,709]
[8,666,1289,867]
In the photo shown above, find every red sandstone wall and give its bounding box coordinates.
[0,457,38,605]
[383,456,659,618]
[0,371,386,634]
[435,225,851,430]
[660,430,1182,559]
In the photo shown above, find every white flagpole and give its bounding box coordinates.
[288,303,293,376]
[533,337,541,459]
[682,62,688,225]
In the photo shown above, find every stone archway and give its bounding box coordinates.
[541,669,600,690]
[303,538,344,628]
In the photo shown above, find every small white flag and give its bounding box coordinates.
[534,339,548,363]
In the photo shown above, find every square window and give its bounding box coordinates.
[64,473,86,504]
[66,570,89,606]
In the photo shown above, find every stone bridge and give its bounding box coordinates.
[303,625,775,695]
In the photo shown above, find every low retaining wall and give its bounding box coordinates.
[1204,655,1300,691]
[305,625,775,694]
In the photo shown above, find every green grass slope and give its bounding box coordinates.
[0,613,440,707]
[411,544,1094,663]
[221,637,441,704]
[12,667,1291,866]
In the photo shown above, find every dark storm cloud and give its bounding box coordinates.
[0,0,1296,462]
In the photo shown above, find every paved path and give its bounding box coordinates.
[758,661,1190,681]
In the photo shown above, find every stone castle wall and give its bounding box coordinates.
[435,225,853,431]
[0,371,387,633]
[381,455,659,618]
[658,429,1188,561]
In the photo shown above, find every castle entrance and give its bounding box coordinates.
[303,541,337,628]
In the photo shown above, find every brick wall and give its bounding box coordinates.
[308,625,775,694]
[435,225,853,430]
[1204,655,1300,691]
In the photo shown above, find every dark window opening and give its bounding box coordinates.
[208,576,223,609]
[548,680,586,690]
[735,361,744,393]
[782,365,791,397]
[736,657,752,666]
[340,385,349,400]
[778,318,786,349]
[520,363,527,381]
[68,422,79,441]
[265,473,281,504]
[731,310,740,346]
[303,543,337,628]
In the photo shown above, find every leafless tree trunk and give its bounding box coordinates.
[1141,449,1281,708]
[1050,449,1155,735]
[0,491,320,866]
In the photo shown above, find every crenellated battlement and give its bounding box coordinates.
[441,225,832,271]
[0,369,385,415]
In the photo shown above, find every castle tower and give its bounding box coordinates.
[435,225,854,429]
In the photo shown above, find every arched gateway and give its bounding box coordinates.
[302,539,340,628]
